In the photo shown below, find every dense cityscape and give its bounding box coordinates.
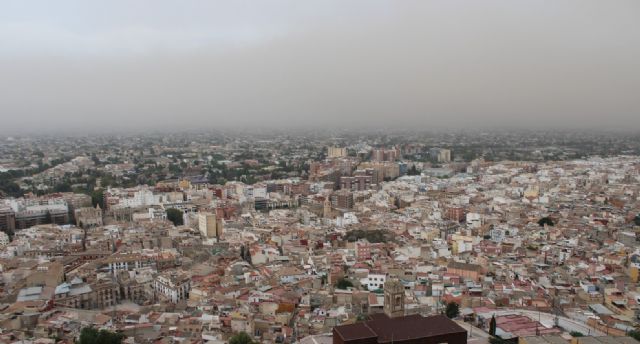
[3,0,640,343]
[0,130,639,344]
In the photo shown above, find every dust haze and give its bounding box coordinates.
[1,0,639,133]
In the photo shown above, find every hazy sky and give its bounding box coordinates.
[1,1,639,133]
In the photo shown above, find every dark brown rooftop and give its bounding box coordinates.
[333,322,377,341]
[333,314,467,344]
[369,314,466,343]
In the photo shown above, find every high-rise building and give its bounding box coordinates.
[430,148,452,163]
[198,212,223,240]
[330,191,354,210]
[438,149,451,163]
[371,147,401,162]
[339,174,373,191]
[327,146,347,158]
[357,163,398,182]
[446,207,466,222]
[371,149,385,162]
[355,240,371,261]
[0,207,16,233]
[13,199,69,229]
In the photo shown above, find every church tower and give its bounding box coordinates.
[383,278,405,318]
[323,196,332,219]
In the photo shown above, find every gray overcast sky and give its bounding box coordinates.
[1,0,639,133]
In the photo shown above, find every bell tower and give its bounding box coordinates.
[383,278,405,318]
[323,196,332,219]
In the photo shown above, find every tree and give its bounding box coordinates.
[240,245,251,263]
[445,301,460,319]
[229,332,256,344]
[634,214,640,226]
[0,174,22,198]
[629,330,640,341]
[91,189,104,208]
[570,331,584,337]
[537,216,554,227]
[78,327,124,344]
[44,211,53,224]
[100,174,116,188]
[1,226,14,242]
[335,278,353,290]
[53,182,72,193]
[344,229,387,243]
[166,208,184,226]
[489,314,497,336]
[81,224,88,251]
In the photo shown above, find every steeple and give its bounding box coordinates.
[384,278,405,318]
[323,196,331,219]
